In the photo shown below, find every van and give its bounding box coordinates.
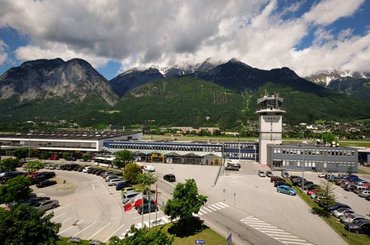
[122,191,140,204]
[353,185,367,194]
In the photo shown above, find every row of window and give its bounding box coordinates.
[281,159,356,168]
[29,141,96,149]
[224,143,256,149]
[273,148,355,157]
[106,143,222,152]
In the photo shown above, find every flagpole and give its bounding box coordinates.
[148,189,151,228]
[155,182,158,225]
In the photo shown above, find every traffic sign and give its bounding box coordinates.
[195,239,205,244]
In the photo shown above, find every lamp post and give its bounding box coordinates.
[238,134,241,162]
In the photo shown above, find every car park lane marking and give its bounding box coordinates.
[104,223,126,243]
[71,221,98,237]
[50,203,72,213]
[51,212,66,220]
[88,222,111,240]
[61,217,72,224]
[58,219,85,235]
[240,216,313,245]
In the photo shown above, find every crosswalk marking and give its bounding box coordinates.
[202,207,212,212]
[218,202,229,208]
[240,216,313,245]
[206,205,218,211]
[213,203,226,209]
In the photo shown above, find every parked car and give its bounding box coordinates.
[108,178,124,186]
[116,181,131,191]
[105,175,119,182]
[143,165,155,172]
[36,180,57,188]
[163,174,176,182]
[277,185,296,196]
[24,196,51,206]
[340,213,367,224]
[270,176,285,183]
[122,191,140,204]
[359,190,370,198]
[121,187,136,195]
[33,200,59,212]
[327,203,351,212]
[353,185,368,194]
[266,171,273,177]
[281,169,289,178]
[344,184,356,192]
[332,207,355,218]
[318,172,327,178]
[257,170,266,177]
[225,164,239,171]
[137,202,158,214]
[345,219,370,235]
[275,181,292,187]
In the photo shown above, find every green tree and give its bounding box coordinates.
[0,204,61,245]
[320,132,336,145]
[123,163,142,184]
[315,181,336,211]
[14,148,29,160]
[39,151,50,160]
[136,172,157,197]
[109,225,173,245]
[82,153,90,162]
[23,161,45,173]
[0,158,20,172]
[164,179,207,224]
[0,176,32,204]
[114,150,134,168]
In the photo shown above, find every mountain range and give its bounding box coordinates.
[0,58,369,130]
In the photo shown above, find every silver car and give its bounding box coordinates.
[34,200,59,212]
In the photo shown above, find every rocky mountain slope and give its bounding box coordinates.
[0,58,117,105]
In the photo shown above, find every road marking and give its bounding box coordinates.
[199,208,208,214]
[219,202,229,207]
[51,212,66,220]
[197,210,204,215]
[206,205,218,211]
[91,184,95,190]
[213,203,226,209]
[88,222,111,240]
[240,216,313,245]
[209,204,221,210]
[104,223,125,243]
[72,221,98,237]
[61,217,72,224]
[58,219,84,235]
[202,207,212,212]
[52,203,72,213]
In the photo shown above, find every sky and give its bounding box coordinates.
[0,0,369,80]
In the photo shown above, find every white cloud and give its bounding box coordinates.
[303,0,365,26]
[0,0,368,76]
[0,40,8,65]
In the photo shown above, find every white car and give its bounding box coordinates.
[318,172,326,178]
[144,165,155,172]
[108,178,123,186]
[332,207,354,218]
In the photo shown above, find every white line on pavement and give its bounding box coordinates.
[213,203,226,209]
[51,212,66,220]
[52,203,72,213]
[273,236,306,242]
[206,205,218,211]
[202,207,212,212]
[91,184,95,190]
[61,217,72,224]
[88,222,111,240]
[199,208,208,214]
[58,219,85,235]
[104,223,125,243]
[210,204,221,210]
[219,202,230,207]
[282,241,313,245]
[72,221,98,237]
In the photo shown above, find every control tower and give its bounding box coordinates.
[256,94,285,164]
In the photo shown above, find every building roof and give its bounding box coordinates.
[0,131,139,140]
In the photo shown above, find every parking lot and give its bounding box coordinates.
[30,161,370,245]
[32,169,168,242]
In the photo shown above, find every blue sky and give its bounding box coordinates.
[0,0,369,79]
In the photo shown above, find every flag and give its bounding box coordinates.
[123,192,143,212]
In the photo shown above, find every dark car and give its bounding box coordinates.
[115,181,131,191]
[345,219,370,235]
[281,170,289,178]
[0,171,27,184]
[225,165,239,171]
[24,196,51,206]
[164,174,176,182]
[270,176,285,183]
[36,180,57,188]
[327,202,351,212]
[137,202,158,214]
[266,171,273,177]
